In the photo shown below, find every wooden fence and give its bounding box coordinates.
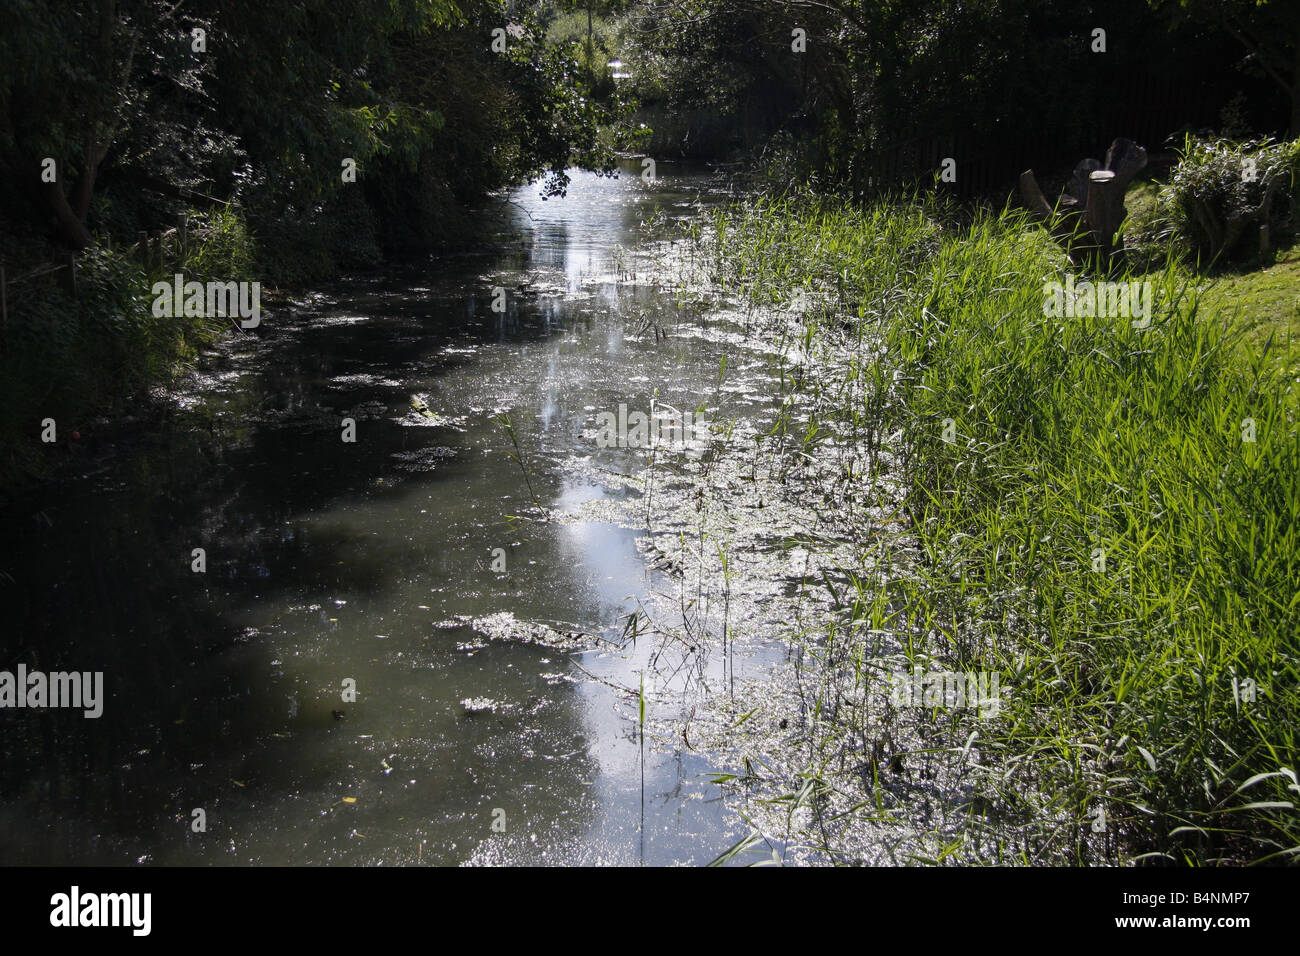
[861,70,1223,199]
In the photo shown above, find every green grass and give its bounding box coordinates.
[1122,177,1300,380]
[691,192,1299,864]
[0,206,259,490]
[546,11,617,74]
[1197,244,1300,380]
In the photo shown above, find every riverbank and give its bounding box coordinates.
[0,200,514,497]
[0,208,261,494]
[650,192,1298,864]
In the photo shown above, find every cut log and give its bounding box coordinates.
[1104,138,1148,192]
[1019,169,1054,220]
[1085,170,1121,260]
[1020,138,1147,271]
[1068,158,1103,207]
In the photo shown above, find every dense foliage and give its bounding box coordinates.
[621,0,1292,195]
[1163,135,1300,263]
[0,0,628,486]
[0,0,626,266]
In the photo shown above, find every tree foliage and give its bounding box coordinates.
[0,0,626,259]
[622,0,1286,193]
[1151,0,1300,135]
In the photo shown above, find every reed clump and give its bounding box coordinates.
[694,192,1299,864]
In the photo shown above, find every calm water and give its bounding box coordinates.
[0,160,785,865]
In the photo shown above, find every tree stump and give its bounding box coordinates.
[1020,138,1147,271]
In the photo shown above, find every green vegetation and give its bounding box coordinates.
[0,0,631,490]
[620,0,1291,180]
[1121,139,1300,377]
[1162,136,1300,264]
[1198,246,1300,378]
[0,206,257,486]
[690,193,1298,863]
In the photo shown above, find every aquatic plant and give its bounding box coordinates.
[692,192,1299,864]
[491,411,541,509]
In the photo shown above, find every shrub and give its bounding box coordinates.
[0,206,258,489]
[185,205,258,281]
[1163,135,1300,265]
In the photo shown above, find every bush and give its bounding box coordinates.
[0,207,259,490]
[1163,135,1300,265]
[749,130,821,195]
[185,205,258,281]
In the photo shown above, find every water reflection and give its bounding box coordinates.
[0,160,749,865]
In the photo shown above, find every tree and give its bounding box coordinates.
[0,0,169,248]
[1,0,624,255]
[1153,0,1300,135]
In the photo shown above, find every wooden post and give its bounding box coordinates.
[1020,169,1085,250]
[1019,169,1055,220]
[1,261,7,333]
[1085,169,1118,266]
[1021,139,1147,271]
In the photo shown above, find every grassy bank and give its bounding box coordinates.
[1196,245,1300,379]
[0,207,259,491]
[690,194,1299,863]
[1123,173,1300,380]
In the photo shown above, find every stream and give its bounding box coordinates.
[0,159,809,866]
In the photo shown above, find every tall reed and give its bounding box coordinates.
[694,192,1298,864]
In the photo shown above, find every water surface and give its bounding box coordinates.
[0,160,787,866]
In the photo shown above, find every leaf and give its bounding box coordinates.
[706,829,764,867]
[730,707,758,728]
[1221,801,1294,813]
[1136,746,1158,772]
